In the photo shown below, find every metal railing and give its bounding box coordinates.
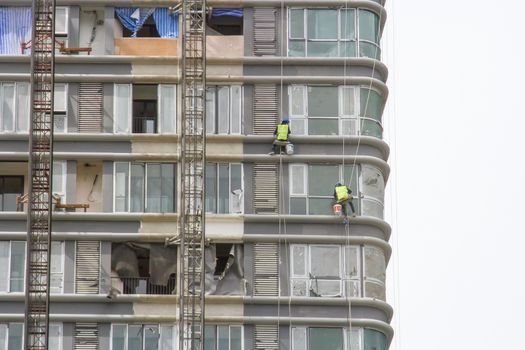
[111,276,176,295]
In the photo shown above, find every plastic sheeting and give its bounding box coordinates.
[212,8,243,18]
[115,8,179,38]
[205,244,245,295]
[0,7,31,55]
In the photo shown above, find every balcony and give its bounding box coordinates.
[111,276,176,295]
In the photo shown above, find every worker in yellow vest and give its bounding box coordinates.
[333,182,356,224]
[269,119,291,155]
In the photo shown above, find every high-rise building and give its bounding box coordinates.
[0,1,391,349]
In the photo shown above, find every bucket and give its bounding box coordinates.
[333,203,342,216]
[286,143,294,155]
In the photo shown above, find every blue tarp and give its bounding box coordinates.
[212,8,243,18]
[0,7,32,55]
[115,7,179,38]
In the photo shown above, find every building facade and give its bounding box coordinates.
[0,1,391,349]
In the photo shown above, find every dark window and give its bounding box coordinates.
[0,176,23,211]
[132,85,158,134]
[123,16,160,38]
[207,16,243,35]
[214,244,233,276]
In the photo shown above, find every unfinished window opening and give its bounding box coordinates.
[213,244,234,277]
[111,243,177,295]
[207,14,243,35]
[133,85,157,133]
[205,244,244,295]
[123,15,160,38]
[0,176,23,212]
[76,161,103,212]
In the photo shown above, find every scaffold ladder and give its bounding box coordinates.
[179,0,206,348]
[24,0,56,349]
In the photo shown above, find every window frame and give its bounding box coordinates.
[287,7,381,59]
[157,84,178,134]
[206,163,244,214]
[0,82,30,134]
[291,326,352,350]
[52,160,67,203]
[53,83,68,133]
[113,162,177,213]
[114,83,133,134]
[206,85,243,135]
[0,241,27,293]
[50,241,65,294]
[204,324,244,350]
[110,324,175,350]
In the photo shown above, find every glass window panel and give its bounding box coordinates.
[128,325,142,350]
[306,41,338,57]
[206,88,216,134]
[349,329,362,350]
[54,114,67,133]
[341,119,358,136]
[50,242,63,293]
[290,9,304,38]
[307,10,337,39]
[364,329,387,350]
[144,325,159,350]
[230,164,243,213]
[218,164,230,214]
[308,198,333,215]
[289,118,305,135]
[360,89,383,121]
[340,41,357,57]
[345,246,359,279]
[308,119,338,135]
[359,42,381,60]
[16,83,29,132]
[206,164,217,213]
[341,87,356,117]
[340,9,356,40]
[360,119,382,138]
[0,324,6,350]
[10,242,25,292]
[291,279,307,296]
[204,325,216,350]
[364,280,385,300]
[54,84,67,112]
[230,326,242,350]
[55,7,68,34]
[290,197,307,214]
[146,164,161,213]
[364,246,386,282]
[308,87,338,117]
[292,245,306,276]
[288,41,305,57]
[159,325,173,350]
[49,324,61,350]
[310,279,341,297]
[115,84,131,133]
[360,165,384,200]
[345,280,360,297]
[2,84,15,132]
[218,86,230,134]
[308,328,343,350]
[359,10,379,43]
[310,246,340,278]
[361,198,383,219]
[52,161,66,198]
[291,327,306,350]
[7,323,23,350]
[230,164,242,191]
[115,163,129,212]
[308,165,338,197]
[0,242,8,292]
[290,165,306,195]
[130,164,145,212]
[112,325,126,350]
[231,85,242,134]
[217,325,229,350]
[160,164,175,213]
[159,85,176,134]
[343,165,359,197]
[290,86,305,117]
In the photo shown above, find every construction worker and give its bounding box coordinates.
[333,182,356,224]
[269,119,291,155]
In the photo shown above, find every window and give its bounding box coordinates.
[55,7,69,53]
[289,163,385,218]
[52,161,67,203]
[291,244,386,300]
[204,325,243,350]
[0,323,23,350]
[0,176,24,212]
[291,327,386,350]
[50,241,65,293]
[290,244,361,297]
[114,162,176,213]
[54,83,68,133]
[205,163,243,214]
[111,324,176,350]
[114,84,177,134]
[0,241,26,292]
[288,8,380,59]
[0,83,29,133]
[206,86,242,134]
[288,85,384,138]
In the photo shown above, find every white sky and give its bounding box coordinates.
[384,1,525,349]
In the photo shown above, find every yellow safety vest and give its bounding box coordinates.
[335,185,349,201]
[276,124,289,141]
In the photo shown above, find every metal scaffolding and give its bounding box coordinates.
[24,0,56,349]
[178,0,207,348]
